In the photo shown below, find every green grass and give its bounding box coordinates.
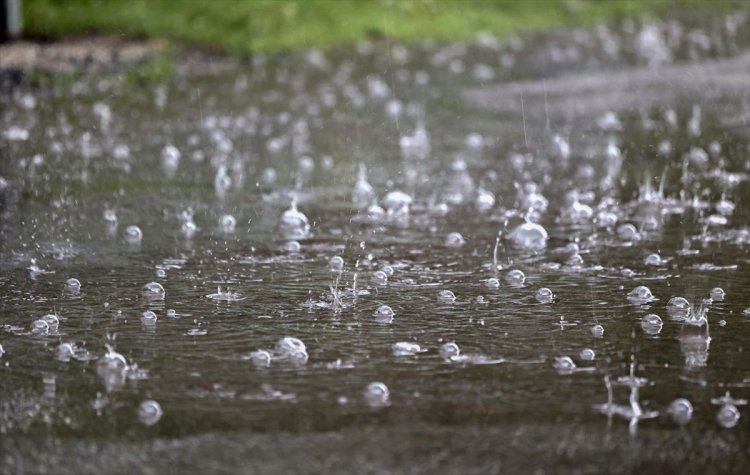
[23,0,743,54]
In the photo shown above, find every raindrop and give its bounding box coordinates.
[667,398,693,426]
[124,225,143,244]
[444,232,466,248]
[627,286,656,303]
[371,271,388,286]
[393,342,423,357]
[438,289,456,303]
[536,287,554,303]
[710,288,725,302]
[138,400,163,426]
[440,342,460,360]
[641,314,663,335]
[375,305,395,323]
[364,382,390,407]
[505,269,526,287]
[142,282,165,299]
[485,278,500,289]
[218,214,236,233]
[329,256,344,272]
[579,348,595,361]
[717,405,741,429]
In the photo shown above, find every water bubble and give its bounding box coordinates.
[667,297,691,317]
[566,253,584,268]
[138,400,163,426]
[124,225,143,243]
[250,349,272,367]
[57,342,75,362]
[371,270,388,286]
[103,209,118,224]
[644,253,662,266]
[440,342,460,360]
[627,286,656,304]
[717,404,741,429]
[710,287,725,302]
[364,382,390,407]
[641,314,663,335]
[536,287,554,303]
[31,319,49,335]
[276,337,308,364]
[329,256,344,272]
[553,356,576,374]
[380,265,394,277]
[375,305,395,323]
[141,310,158,325]
[444,232,466,248]
[282,241,301,253]
[667,398,693,426]
[616,223,639,240]
[155,269,166,279]
[392,342,423,357]
[508,222,548,250]
[579,348,595,361]
[142,282,165,299]
[41,313,59,327]
[279,201,311,239]
[505,269,526,287]
[485,278,500,290]
[218,214,236,233]
[591,324,605,337]
[438,289,456,303]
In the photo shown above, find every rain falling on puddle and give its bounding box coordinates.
[2,9,750,475]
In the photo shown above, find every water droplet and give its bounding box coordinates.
[142,282,165,299]
[218,214,237,233]
[505,269,526,287]
[65,277,81,293]
[553,356,576,374]
[124,225,143,244]
[667,398,693,426]
[444,232,466,248]
[375,305,394,323]
[710,287,725,302]
[717,404,741,429]
[644,253,662,266]
[591,324,605,337]
[667,296,691,317]
[329,256,344,272]
[508,222,548,250]
[380,265,394,277]
[392,342,423,357]
[536,287,554,303]
[641,314,663,335]
[279,200,310,239]
[440,342,460,360]
[579,348,595,361]
[371,271,388,286]
[250,349,272,367]
[485,278,500,289]
[138,400,163,426]
[31,319,49,335]
[141,310,158,325]
[282,241,301,253]
[364,382,390,407]
[627,286,656,304]
[438,289,456,303]
[276,337,308,364]
[352,164,375,210]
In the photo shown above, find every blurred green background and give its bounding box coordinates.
[22,0,743,53]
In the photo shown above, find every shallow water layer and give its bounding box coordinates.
[2,11,750,474]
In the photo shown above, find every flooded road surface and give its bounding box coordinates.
[2,10,750,474]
